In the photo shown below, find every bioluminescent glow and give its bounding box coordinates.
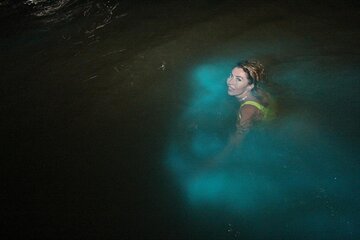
[166,59,289,210]
[165,57,360,237]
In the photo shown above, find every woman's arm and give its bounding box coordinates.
[232,104,259,145]
[206,105,259,166]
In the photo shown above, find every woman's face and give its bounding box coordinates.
[226,67,254,97]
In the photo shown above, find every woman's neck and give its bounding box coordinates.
[236,92,256,102]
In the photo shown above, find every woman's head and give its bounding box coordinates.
[227,59,266,99]
[236,60,266,88]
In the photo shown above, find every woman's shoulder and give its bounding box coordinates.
[239,102,262,120]
[241,100,266,111]
[240,98,275,121]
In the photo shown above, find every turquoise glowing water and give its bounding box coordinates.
[166,56,360,239]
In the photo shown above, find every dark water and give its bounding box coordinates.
[2,0,360,239]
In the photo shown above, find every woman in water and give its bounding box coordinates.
[208,59,275,165]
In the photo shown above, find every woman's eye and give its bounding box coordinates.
[236,78,241,81]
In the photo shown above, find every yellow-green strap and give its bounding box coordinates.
[241,100,269,118]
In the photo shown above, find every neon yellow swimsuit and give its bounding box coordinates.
[240,100,276,121]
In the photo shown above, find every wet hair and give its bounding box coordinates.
[236,59,266,89]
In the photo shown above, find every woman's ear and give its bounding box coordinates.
[247,83,255,91]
